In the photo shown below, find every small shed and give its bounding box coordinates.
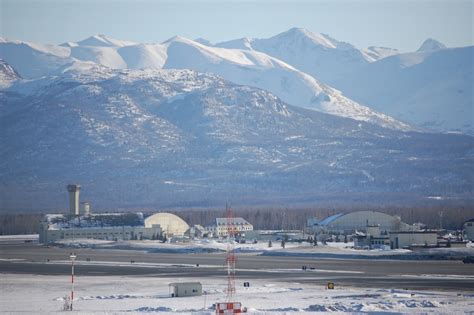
[168,282,202,297]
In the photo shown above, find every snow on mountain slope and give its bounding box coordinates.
[216,37,255,50]
[194,38,214,46]
[218,28,372,84]
[161,36,410,130]
[362,46,400,62]
[117,44,168,69]
[70,45,128,69]
[0,35,410,130]
[417,38,447,52]
[1,67,472,210]
[0,39,73,78]
[62,34,136,48]
[0,59,21,87]
[332,46,473,134]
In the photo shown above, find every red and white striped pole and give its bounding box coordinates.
[70,253,76,311]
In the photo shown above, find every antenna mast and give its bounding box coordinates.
[225,203,236,301]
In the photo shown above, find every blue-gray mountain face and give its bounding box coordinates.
[1,65,472,210]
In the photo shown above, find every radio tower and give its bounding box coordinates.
[225,203,236,301]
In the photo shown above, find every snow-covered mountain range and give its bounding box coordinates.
[217,28,371,84]
[0,29,472,209]
[216,29,472,134]
[0,34,410,130]
[1,28,469,134]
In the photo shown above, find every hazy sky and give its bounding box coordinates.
[1,0,473,52]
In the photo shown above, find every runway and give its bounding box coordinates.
[1,241,473,291]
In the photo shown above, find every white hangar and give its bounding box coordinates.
[145,212,190,237]
[308,211,410,234]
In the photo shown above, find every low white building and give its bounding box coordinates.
[169,282,202,297]
[209,217,253,237]
[354,225,390,249]
[39,213,161,243]
[463,219,474,241]
[389,230,438,249]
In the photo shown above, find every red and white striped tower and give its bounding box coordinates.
[70,253,76,311]
[225,204,236,301]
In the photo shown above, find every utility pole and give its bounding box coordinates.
[70,253,77,311]
[225,204,236,301]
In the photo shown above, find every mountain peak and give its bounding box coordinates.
[274,27,339,49]
[73,34,136,47]
[417,38,447,52]
[162,35,193,45]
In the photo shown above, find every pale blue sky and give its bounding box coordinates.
[1,0,473,52]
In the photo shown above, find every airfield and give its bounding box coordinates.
[1,236,474,313]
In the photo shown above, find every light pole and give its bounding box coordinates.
[70,253,77,311]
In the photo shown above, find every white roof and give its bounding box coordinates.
[215,217,251,226]
[168,282,201,286]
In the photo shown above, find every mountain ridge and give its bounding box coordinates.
[0,34,411,131]
[1,67,472,210]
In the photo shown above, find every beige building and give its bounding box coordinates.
[144,213,189,237]
[464,219,474,241]
[389,231,438,249]
[210,217,253,237]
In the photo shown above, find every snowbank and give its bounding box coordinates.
[1,274,472,314]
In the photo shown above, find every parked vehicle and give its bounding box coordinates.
[462,256,474,264]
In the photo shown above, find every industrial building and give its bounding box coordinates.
[185,225,209,238]
[144,213,189,237]
[389,231,438,249]
[307,211,410,234]
[245,230,304,242]
[39,212,161,243]
[464,219,474,241]
[353,225,390,249]
[209,217,253,237]
[168,282,202,297]
[39,185,192,243]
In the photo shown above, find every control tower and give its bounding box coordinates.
[67,184,81,216]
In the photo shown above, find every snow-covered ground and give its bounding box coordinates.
[1,273,473,314]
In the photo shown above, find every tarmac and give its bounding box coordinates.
[1,239,473,291]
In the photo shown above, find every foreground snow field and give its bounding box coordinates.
[1,273,473,314]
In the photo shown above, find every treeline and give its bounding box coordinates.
[160,205,473,231]
[1,205,472,235]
